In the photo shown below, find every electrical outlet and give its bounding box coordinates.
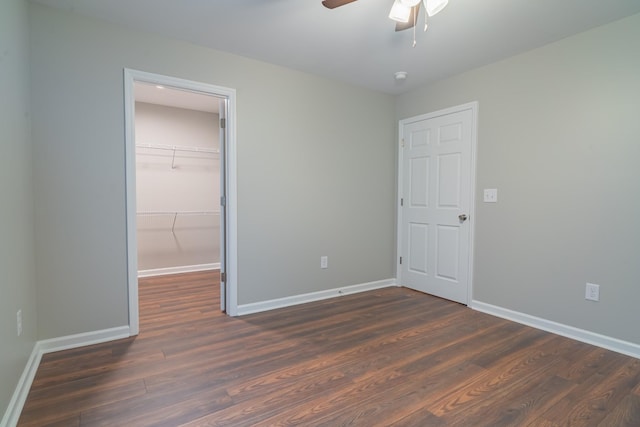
[320,256,328,269]
[585,283,600,302]
[17,309,22,337]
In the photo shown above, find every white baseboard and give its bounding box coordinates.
[138,263,220,278]
[37,325,131,355]
[471,300,640,360]
[237,278,398,316]
[1,344,42,427]
[1,326,131,427]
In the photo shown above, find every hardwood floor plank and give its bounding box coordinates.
[597,394,640,427]
[20,415,80,427]
[426,334,568,416]
[17,271,640,426]
[310,361,483,426]
[473,374,576,427]
[223,308,485,404]
[558,346,625,383]
[79,386,232,427]
[391,405,446,427]
[254,321,525,425]
[17,380,146,427]
[535,357,640,426]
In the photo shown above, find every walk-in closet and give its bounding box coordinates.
[134,83,220,277]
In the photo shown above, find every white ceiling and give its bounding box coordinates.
[135,82,220,114]
[33,0,640,95]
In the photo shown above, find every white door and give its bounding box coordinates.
[398,104,476,304]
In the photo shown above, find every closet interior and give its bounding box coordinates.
[134,85,220,277]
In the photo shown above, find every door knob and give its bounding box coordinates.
[458,214,468,222]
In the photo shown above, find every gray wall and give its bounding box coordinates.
[29,3,396,339]
[0,0,38,415]
[397,13,640,345]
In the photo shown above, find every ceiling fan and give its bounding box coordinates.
[322,0,449,44]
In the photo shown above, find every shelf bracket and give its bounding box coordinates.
[171,146,177,169]
[171,212,178,234]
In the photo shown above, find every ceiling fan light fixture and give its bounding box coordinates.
[424,0,448,17]
[389,0,411,23]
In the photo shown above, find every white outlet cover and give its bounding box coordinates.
[320,256,328,269]
[585,282,600,301]
[484,189,498,203]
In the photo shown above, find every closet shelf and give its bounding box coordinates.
[137,211,220,233]
[136,143,219,169]
[136,143,219,154]
[137,211,220,216]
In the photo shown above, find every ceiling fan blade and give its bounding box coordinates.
[395,3,420,31]
[322,0,357,9]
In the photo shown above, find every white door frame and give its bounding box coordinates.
[123,68,239,336]
[396,101,478,305]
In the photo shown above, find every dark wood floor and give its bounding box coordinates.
[18,271,640,426]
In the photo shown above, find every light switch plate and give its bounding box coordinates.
[484,189,498,203]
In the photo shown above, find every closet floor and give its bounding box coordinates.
[18,270,640,426]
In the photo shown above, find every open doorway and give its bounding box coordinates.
[124,69,238,336]
[134,83,221,277]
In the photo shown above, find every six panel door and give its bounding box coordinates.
[400,108,473,304]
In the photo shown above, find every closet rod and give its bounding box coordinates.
[135,143,219,154]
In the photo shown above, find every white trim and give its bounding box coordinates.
[396,102,478,305]
[471,300,640,360]
[138,263,220,278]
[467,103,478,306]
[124,68,139,336]
[1,326,130,427]
[1,344,41,427]
[123,69,239,334]
[225,88,238,317]
[37,326,131,354]
[237,279,398,316]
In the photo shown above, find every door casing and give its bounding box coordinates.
[123,69,238,336]
[396,102,478,305]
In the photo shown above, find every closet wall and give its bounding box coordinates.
[135,101,220,274]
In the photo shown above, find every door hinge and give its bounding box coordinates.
[400,138,405,148]
[400,198,404,207]
[220,118,226,129]
[220,272,226,283]
[399,256,403,265]
[220,196,226,207]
